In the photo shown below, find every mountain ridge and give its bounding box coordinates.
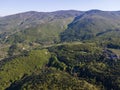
[61,10,120,43]
[0,9,120,58]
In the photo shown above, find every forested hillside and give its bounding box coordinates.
[0,10,120,90]
[61,10,120,48]
[0,43,119,90]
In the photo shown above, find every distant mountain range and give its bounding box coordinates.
[0,10,120,47]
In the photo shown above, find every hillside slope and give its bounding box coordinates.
[0,10,83,59]
[0,43,119,90]
[0,10,82,44]
[61,10,120,44]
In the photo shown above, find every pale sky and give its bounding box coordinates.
[0,0,120,16]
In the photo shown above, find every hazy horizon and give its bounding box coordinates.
[1,0,120,16]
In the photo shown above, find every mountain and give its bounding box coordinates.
[1,10,120,46]
[1,10,120,45]
[61,10,120,47]
[0,10,83,44]
[0,10,83,59]
[0,10,120,90]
